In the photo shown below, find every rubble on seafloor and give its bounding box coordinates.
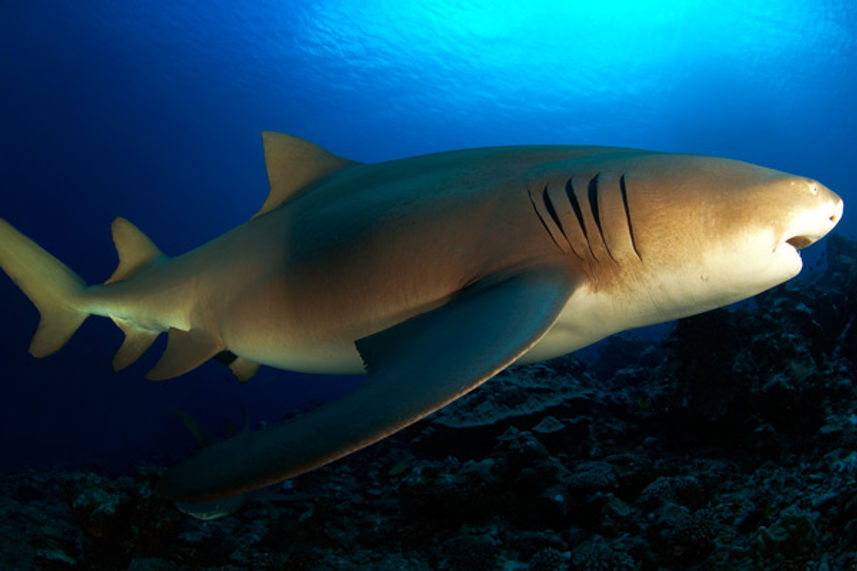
[2,233,857,570]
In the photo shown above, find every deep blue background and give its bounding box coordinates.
[1,1,855,471]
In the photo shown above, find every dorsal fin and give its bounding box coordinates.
[105,217,166,284]
[253,131,359,219]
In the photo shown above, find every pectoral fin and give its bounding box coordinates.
[157,264,577,502]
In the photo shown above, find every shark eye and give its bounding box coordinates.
[809,183,818,195]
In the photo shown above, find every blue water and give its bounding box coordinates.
[1,1,855,471]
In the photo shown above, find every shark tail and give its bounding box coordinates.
[0,219,89,357]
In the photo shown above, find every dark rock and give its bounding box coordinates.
[439,530,500,571]
[570,535,636,570]
[4,233,857,570]
[529,547,570,571]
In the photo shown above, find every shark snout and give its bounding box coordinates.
[785,182,843,250]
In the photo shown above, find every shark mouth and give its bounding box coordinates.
[786,236,814,250]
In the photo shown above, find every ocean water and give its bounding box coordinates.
[1,0,855,477]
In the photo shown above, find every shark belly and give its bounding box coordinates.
[217,275,368,375]
[519,287,624,363]
[520,277,672,364]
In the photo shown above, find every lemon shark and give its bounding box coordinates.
[0,132,843,506]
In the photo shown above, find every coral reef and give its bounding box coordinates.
[2,234,857,569]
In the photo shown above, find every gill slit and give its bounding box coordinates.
[564,178,593,259]
[528,186,566,253]
[587,174,618,263]
[542,185,580,257]
[619,174,642,261]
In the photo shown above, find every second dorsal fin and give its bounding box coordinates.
[105,217,166,285]
[253,131,359,219]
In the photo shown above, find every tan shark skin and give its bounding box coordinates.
[0,133,843,505]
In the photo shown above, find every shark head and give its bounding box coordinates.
[617,153,843,315]
[529,150,844,361]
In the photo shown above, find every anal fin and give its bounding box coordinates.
[212,350,261,382]
[110,317,159,370]
[229,358,260,383]
[147,327,224,380]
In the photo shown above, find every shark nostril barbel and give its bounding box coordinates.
[831,199,844,223]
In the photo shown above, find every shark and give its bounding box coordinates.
[0,132,843,506]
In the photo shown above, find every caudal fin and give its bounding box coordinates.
[0,219,88,357]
